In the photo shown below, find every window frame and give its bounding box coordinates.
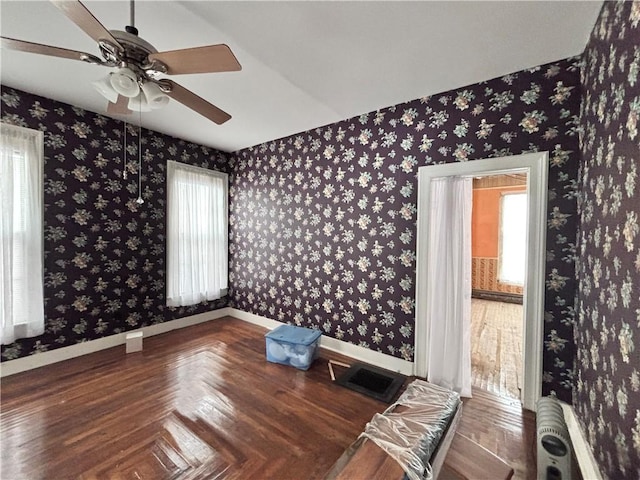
[166,160,228,307]
[1,122,45,344]
[497,191,528,286]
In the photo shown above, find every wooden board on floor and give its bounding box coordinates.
[445,432,514,480]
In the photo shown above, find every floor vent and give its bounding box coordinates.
[335,363,406,403]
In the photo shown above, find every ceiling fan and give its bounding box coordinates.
[1,0,241,124]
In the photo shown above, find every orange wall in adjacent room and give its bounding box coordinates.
[472,186,526,258]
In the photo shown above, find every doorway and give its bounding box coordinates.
[471,174,527,401]
[414,152,548,411]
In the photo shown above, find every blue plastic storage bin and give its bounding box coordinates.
[265,324,322,370]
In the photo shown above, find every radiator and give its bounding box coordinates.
[536,396,574,480]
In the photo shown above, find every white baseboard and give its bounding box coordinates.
[229,308,283,330]
[0,307,233,378]
[560,402,602,480]
[227,308,415,376]
[1,307,415,379]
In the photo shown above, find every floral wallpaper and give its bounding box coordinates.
[575,1,640,478]
[2,4,637,473]
[2,34,600,409]
[0,87,229,361]
[229,56,583,401]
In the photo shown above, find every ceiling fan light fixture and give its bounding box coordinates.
[128,91,153,113]
[110,67,140,98]
[141,82,170,109]
[92,76,119,103]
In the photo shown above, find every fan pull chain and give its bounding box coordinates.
[123,121,127,180]
[136,104,144,205]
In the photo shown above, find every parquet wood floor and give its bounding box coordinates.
[0,317,535,479]
[471,299,523,400]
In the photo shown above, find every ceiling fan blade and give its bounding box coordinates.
[107,95,132,115]
[1,36,103,63]
[50,0,123,52]
[148,45,241,75]
[162,80,231,125]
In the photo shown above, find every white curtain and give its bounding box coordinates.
[166,161,228,307]
[499,192,527,285]
[425,176,472,397]
[1,123,45,344]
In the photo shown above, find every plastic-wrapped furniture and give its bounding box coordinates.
[325,380,462,480]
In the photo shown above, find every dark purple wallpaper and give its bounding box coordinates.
[2,49,593,407]
[229,57,583,400]
[575,1,640,478]
[0,87,229,361]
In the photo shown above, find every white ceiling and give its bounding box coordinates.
[1,1,603,153]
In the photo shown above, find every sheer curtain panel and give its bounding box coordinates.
[166,161,228,307]
[425,176,472,397]
[1,123,45,345]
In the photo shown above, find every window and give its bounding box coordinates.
[498,192,527,286]
[166,161,228,307]
[1,123,45,344]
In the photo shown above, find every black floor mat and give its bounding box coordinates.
[334,362,406,403]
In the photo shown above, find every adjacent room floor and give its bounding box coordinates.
[0,317,535,479]
[471,298,524,401]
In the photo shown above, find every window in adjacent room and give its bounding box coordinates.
[498,192,527,286]
[1,123,45,344]
[166,160,228,307]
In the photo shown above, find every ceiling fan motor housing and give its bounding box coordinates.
[99,30,166,79]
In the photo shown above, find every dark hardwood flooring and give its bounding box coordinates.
[456,388,535,480]
[0,317,535,479]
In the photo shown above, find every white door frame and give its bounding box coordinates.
[414,152,548,411]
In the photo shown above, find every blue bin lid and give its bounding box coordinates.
[265,324,322,346]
